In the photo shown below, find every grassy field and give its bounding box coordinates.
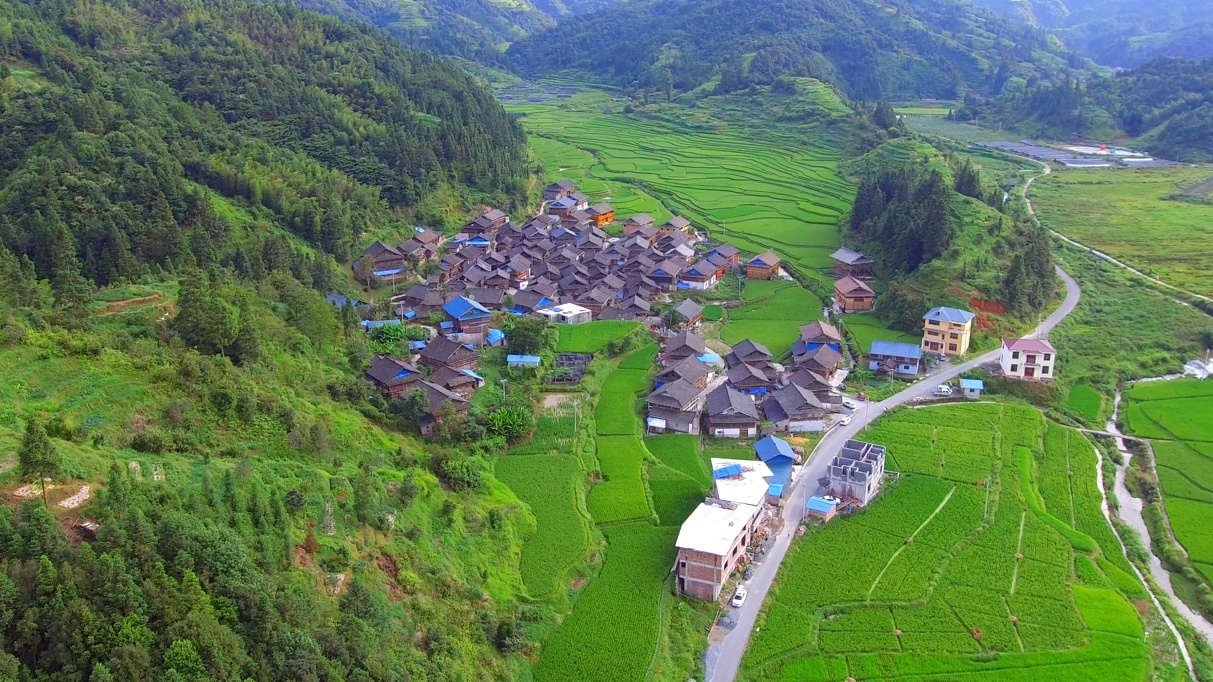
[1031,166,1213,297]
[1125,380,1213,576]
[1048,242,1211,395]
[743,402,1152,680]
[554,320,640,353]
[1064,384,1106,424]
[842,312,920,354]
[509,90,853,279]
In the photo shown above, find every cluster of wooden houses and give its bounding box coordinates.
[646,319,848,440]
[355,195,751,331]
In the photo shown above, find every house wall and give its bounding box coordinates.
[706,421,758,438]
[676,523,750,601]
[746,264,777,280]
[1000,348,1057,380]
[867,357,919,375]
[787,419,824,433]
[922,320,972,356]
[835,292,874,312]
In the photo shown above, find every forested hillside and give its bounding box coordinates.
[970,0,1213,67]
[297,0,558,64]
[0,1,540,679]
[842,121,1055,331]
[958,58,1213,162]
[508,0,1084,100]
[0,0,527,301]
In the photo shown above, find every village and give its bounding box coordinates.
[343,180,1062,604]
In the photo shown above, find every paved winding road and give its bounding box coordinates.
[705,264,1082,681]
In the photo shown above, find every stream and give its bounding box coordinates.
[1101,390,1213,660]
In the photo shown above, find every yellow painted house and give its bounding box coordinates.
[921,306,975,357]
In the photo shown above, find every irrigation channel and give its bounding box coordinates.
[1101,388,1213,651]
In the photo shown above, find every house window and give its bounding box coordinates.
[1044,354,1052,361]
[1010,364,1019,372]
[1042,366,1050,374]
[1012,351,1020,359]
[949,333,959,340]
[929,320,939,326]
[948,343,957,352]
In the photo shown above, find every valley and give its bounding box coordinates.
[2,0,1213,680]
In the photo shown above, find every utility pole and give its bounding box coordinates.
[501,379,508,397]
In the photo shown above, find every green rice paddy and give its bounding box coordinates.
[744,402,1151,680]
[720,280,826,355]
[1125,380,1213,577]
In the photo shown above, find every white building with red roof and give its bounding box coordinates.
[1000,337,1057,381]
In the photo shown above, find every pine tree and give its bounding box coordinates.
[18,421,62,506]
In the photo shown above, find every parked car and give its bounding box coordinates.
[731,586,748,608]
[842,398,858,410]
[837,415,852,426]
[933,385,953,397]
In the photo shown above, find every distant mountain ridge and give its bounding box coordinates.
[969,0,1213,67]
[507,0,1084,101]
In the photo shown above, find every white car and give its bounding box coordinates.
[731,586,748,608]
[933,385,953,397]
[837,415,852,426]
[842,398,858,410]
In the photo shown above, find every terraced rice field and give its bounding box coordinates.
[509,91,853,278]
[720,280,827,355]
[1125,379,1213,577]
[743,402,1149,681]
[554,320,640,353]
[842,312,921,355]
[494,454,591,597]
[1031,167,1213,297]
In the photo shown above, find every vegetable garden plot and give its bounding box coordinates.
[532,523,677,682]
[494,455,590,597]
[509,409,576,455]
[587,436,651,524]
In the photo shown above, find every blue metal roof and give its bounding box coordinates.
[507,354,542,366]
[754,435,796,462]
[805,496,837,513]
[713,463,743,479]
[766,460,793,489]
[439,321,454,331]
[461,369,485,382]
[326,294,361,307]
[924,306,975,324]
[869,340,923,360]
[403,310,416,320]
[443,296,492,320]
[960,378,985,390]
[767,483,784,498]
[486,329,506,344]
[697,352,720,364]
[373,268,403,277]
[394,368,415,379]
[409,340,427,350]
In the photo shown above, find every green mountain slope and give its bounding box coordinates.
[0,0,527,292]
[841,135,1055,331]
[962,58,1213,162]
[297,0,559,64]
[0,0,539,679]
[507,0,1084,101]
[970,0,1213,67]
